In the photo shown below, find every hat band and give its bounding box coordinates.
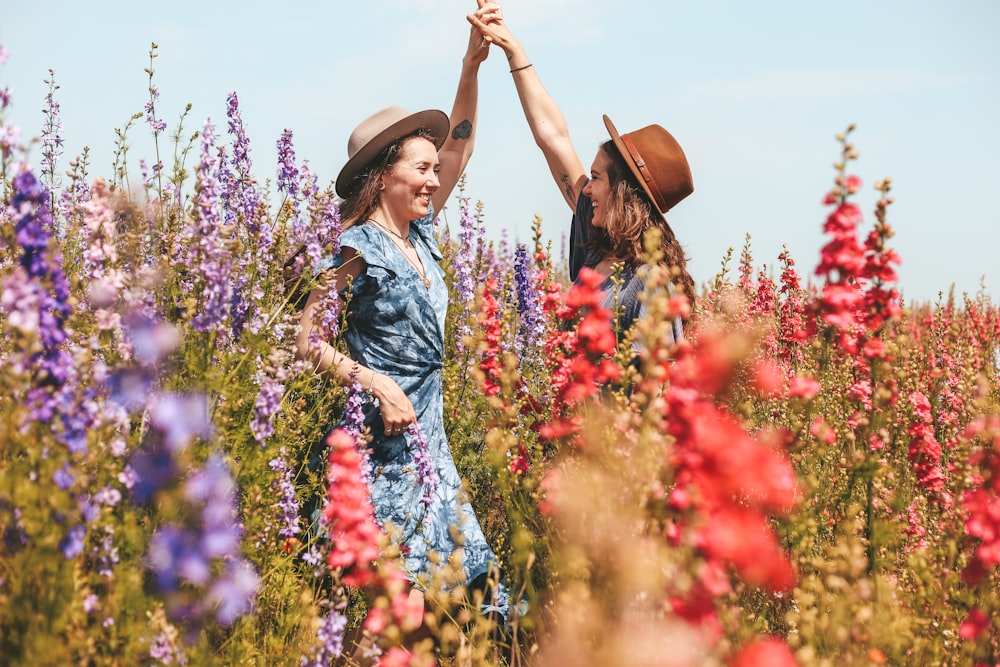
[621,133,667,212]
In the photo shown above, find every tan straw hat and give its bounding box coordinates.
[335,106,450,198]
[603,114,693,213]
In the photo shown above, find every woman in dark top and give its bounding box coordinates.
[470,8,695,345]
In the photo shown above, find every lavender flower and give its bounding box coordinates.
[92,526,120,577]
[407,422,438,511]
[276,128,299,198]
[6,169,93,452]
[344,377,372,487]
[187,120,236,337]
[452,197,479,353]
[300,164,340,272]
[149,525,209,589]
[514,243,545,363]
[268,448,300,539]
[251,363,287,446]
[40,72,65,205]
[307,283,341,352]
[148,625,188,665]
[207,560,260,626]
[145,84,167,136]
[146,454,259,632]
[186,454,242,560]
[60,524,86,559]
[52,462,75,489]
[299,610,347,667]
[148,393,213,454]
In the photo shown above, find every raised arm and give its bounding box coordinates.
[433,3,497,213]
[468,9,588,211]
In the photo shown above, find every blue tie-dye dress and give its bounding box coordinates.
[325,209,504,605]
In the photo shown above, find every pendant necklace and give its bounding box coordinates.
[369,219,431,288]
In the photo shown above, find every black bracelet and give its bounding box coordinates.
[509,63,533,74]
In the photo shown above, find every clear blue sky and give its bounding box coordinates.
[3,1,998,303]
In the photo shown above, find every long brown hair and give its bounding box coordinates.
[337,128,441,230]
[593,140,695,305]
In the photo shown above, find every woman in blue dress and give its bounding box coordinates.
[470,8,695,345]
[295,0,507,636]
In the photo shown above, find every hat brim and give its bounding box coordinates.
[335,109,450,198]
[603,114,669,215]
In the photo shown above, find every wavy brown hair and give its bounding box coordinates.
[591,140,695,305]
[337,128,441,230]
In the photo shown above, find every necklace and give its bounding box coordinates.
[368,219,431,288]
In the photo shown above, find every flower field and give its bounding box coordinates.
[2,43,999,667]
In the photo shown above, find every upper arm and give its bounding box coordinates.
[535,125,588,212]
[434,140,466,214]
[296,246,364,356]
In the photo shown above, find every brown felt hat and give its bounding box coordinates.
[335,106,450,198]
[603,114,693,214]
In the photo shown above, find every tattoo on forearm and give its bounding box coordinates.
[560,173,575,203]
[452,119,473,140]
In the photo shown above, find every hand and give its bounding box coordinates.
[465,1,502,64]
[370,372,417,437]
[467,1,518,56]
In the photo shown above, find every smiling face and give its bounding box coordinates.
[380,135,440,222]
[582,148,613,229]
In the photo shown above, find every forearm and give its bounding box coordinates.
[442,56,483,169]
[503,44,571,149]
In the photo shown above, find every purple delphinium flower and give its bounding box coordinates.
[407,421,438,511]
[275,129,306,246]
[299,163,340,273]
[92,526,119,577]
[39,72,65,216]
[299,610,347,667]
[343,377,373,487]
[187,120,236,338]
[514,243,545,363]
[251,360,288,447]
[6,169,94,452]
[60,524,86,559]
[207,559,260,626]
[185,454,242,560]
[149,627,188,665]
[11,169,71,351]
[307,283,340,352]
[121,310,180,368]
[146,454,259,632]
[145,84,167,136]
[276,129,299,201]
[452,197,479,353]
[53,462,75,489]
[149,393,213,454]
[268,447,300,539]
[148,524,209,589]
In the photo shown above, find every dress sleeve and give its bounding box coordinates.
[331,225,393,299]
[568,187,594,282]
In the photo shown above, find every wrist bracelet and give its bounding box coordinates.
[368,371,376,394]
[510,63,533,74]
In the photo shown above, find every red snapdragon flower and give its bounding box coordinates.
[323,428,381,587]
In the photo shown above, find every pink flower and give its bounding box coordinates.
[730,637,799,667]
[959,607,989,641]
[788,376,820,399]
